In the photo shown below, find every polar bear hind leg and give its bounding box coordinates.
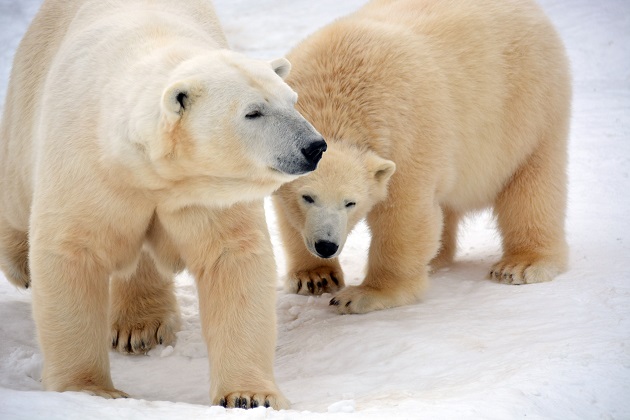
[110,251,180,354]
[491,128,569,285]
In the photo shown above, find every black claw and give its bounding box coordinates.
[112,333,118,348]
[241,398,248,409]
[159,336,163,345]
[296,279,302,293]
[264,400,270,408]
[251,399,259,408]
[307,280,314,294]
[24,282,29,289]
[330,298,339,306]
[331,275,339,286]
[322,278,328,287]
[219,398,227,408]
[345,301,352,307]
[140,340,146,350]
[317,281,322,289]
[235,397,241,408]
[125,339,132,353]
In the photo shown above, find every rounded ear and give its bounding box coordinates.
[162,81,190,114]
[161,80,195,130]
[270,57,291,79]
[156,79,200,160]
[366,153,396,186]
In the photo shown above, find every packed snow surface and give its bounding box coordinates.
[0,0,628,418]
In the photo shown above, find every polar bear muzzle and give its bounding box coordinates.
[266,110,328,176]
[300,139,327,170]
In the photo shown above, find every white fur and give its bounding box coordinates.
[0,0,326,409]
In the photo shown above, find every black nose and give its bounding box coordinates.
[314,240,339,258]
[301,139,327,166]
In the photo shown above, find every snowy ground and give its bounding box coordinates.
[0,0,629,418]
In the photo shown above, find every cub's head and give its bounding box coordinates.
[273,141,395,259]
[151,50,325,205]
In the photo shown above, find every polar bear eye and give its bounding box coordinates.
[302,195,315,204]
[245,110,263,119]
[345,201,356,208]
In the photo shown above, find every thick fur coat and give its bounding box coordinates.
[274,0,571,314]
[0,0,327,408]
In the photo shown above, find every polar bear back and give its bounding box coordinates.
[287,0,570,212]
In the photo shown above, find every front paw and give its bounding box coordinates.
[285,266,345,295]
[489,255,564,285]
[216,391,290,410]
[329,285,422,314]
[65,384,130,399]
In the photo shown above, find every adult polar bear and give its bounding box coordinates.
[0,0,327,409]
[274,0,571,313]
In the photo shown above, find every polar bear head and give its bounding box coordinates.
[131,50,326,207]
[273,141,395,259]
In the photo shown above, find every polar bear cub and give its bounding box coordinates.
[273,0,571,314]
[0,0,327,409]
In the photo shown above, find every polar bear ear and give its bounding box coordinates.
[367,154,396,186]
[161,80,194,128]
[270,57,291,79]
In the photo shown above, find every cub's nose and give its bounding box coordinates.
[314,240,339,258]
[301,139,327,167]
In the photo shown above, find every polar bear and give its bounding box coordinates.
[0,0,327,409]
[273,0,571,314]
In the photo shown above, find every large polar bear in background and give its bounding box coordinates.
[0,0,327,409]
[273,0,571,314]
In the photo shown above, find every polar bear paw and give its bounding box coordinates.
[217,391,290,410]
[111,311,180,355]
[64,384,130,399]
[285,266,345,295]
[329,285,418,314]
[489,257,563,285]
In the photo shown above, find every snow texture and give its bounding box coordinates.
[0,0,629,418]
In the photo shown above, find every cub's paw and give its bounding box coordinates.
[285,266,344,296]
[65,385,129,399]
[489,256,564,285]
[111,311,180,354]
[216,391,290,410]
[329,285,419,314]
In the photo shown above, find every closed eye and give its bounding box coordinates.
[302,195,315,204]
[345,201,356,208]
[245,110,263,119]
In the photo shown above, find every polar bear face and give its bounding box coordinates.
[274,142,395,259]
[145,50,326,206]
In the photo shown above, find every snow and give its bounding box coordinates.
[0,0,629,418]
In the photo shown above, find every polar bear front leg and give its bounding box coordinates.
[30,230,126,398]
[330,191,442,314]
[159,203,289,410]
[110,251,180,354]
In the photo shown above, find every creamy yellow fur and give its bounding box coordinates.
[273,0,571,314]
[0,0,330,409]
